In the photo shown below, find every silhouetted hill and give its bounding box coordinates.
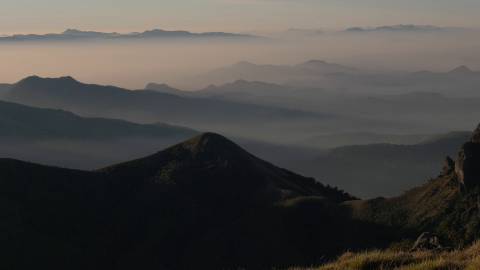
[102,133,353,203]
[449,65,475,75]
[0,99,196,140]
[1,133,392,270]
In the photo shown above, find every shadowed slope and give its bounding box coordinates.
[101,133,353,203]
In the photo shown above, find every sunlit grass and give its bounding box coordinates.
[291,241,480,270]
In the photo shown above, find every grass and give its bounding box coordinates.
[290,241,480,270]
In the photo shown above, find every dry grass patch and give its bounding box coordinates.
[292,242,480,270]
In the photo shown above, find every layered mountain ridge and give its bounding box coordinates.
[2,75,327,143]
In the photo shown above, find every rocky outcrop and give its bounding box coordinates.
[442,156,455,176]
[471,125,480,143]
[411,232,443,251]
[455,125,480,189]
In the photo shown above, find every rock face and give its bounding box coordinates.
[411,232,443,251]
[471,124,480,143]
[455,125,480,189]
[442,156,455,176]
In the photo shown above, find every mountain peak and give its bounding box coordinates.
[179,132,249,158]
[185,132,234,147]
[59,76,78,82]
[145,82,184,95]
[63,29,84,34]
[102,133,355,202]
[449,65,473,74]
[17,75,79,85]
[104,132,251,173]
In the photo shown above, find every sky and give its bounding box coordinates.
[1,0,480,34]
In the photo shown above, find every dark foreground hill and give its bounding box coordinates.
[2,133,392,270]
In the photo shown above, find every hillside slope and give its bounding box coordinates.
[346,124,480,247]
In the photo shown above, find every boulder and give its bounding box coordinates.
[411,232,443,251]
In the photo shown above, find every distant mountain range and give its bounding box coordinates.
[5,25,461,43]
[172,61,480,134]
[2,75,399,144]
[1,76,323,140]
[0,29,258,42]
[185,60,480,97]
[183,59,359,87]
[345,24,463,33]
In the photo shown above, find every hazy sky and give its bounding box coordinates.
[1,0,479,34]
